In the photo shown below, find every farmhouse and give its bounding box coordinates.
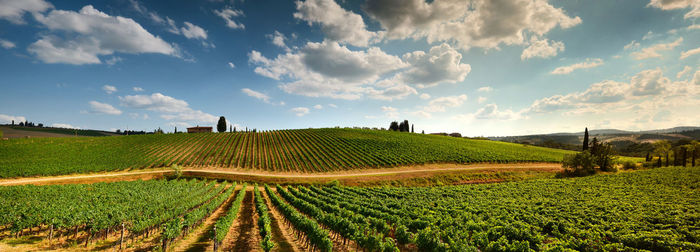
[187,126,212,133]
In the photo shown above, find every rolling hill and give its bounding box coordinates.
[0,128,574,178]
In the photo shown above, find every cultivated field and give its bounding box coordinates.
[0,167,697,251]
[0,128,575,178]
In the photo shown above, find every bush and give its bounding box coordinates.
[622,161,637,170]
[561,151,596,177]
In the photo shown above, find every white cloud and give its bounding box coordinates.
[688,24,700,30]
[268,30,290,52]
[28,5,176,65]
[214,8,244,29]
[313,104,323,109]
[164,17,179,34]
[180,22,207,40]
[0,39,16,49]
[398,43,471,88]
[624,40,641,50]
[51,123,78,129]
[471,104,520,120]
[228,62,236,69]
[477,86,493,92]
[249,41,407,100]
[521,37,564,60]
[648,0,700,19]
[241,88,272,104]
[291,107,310,116]
[551,58,603,75]
[478,96,487,104]
[527,68,693,114]
[680,47,700,59]
[105,56,122,65]
[415,94,467,118]
[119,93,216,123]
[328,103,337,108]
[133,87,144,92]
[294,0,381,47]
[89,101,122,115]
[677,66,692,79]
[419,93,431,99]
[631,37,683,60]
[102,85,117,94]
[0,0,52,24]
[0,114,27,124]
[382,106,399,119]
[364,0,581,50]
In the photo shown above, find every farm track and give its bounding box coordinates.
[226,190,261,251]
[0,163,561,186]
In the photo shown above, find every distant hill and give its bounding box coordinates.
[0,125,117,138]
[490,127,700,157]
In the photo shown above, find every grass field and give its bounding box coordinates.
[0,128,576,178]
[1,167,697,251]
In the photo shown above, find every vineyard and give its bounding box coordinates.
[1,167,698,251]
[0,128,575,178]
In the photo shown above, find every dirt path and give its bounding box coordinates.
[224,190,261,251]
[0,163,561,186]
[261,188,302,252]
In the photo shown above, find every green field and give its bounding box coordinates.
[1,167,697,251]
[0,128,575,178]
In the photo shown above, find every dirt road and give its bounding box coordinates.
[0,163,561,186]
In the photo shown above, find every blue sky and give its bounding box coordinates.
[0,0,698,136]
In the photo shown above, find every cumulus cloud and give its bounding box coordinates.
[214,7,244,29]
[398,43,471,88]
[382,106,399,119]
[677,66,692,79]
[648,0,700,19]
[295,0,381,47]
[0,39,16,49]
[364,0,581,50]
[624,40,641,50]
[0,114,27,124]
[291,107,310,116]
[180,22,207,40]
[527,68,695,114]
[89,101,122,115]
[241,88,272,103]
[551,58,603,75]
[0,0,52,24]
[228,62,236,69]
[28,5,176,65]
[119,93,216,123]
[419,93,431,99]
[133,87,144,92]
[631,37,683,60]
[249,41,408,100]
[267,30,291,52]
[472,104,520,120]
[415,94,467,118]
[313,104,323,109]
[680,46,700,59]
[478,96,487,103]
[328,103,337,108]
[51,123,78,129]
[477,86,493,92]
[102,85,117,94]
[521,37,564,60]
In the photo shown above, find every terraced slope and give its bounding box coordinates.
[0,128,573,178]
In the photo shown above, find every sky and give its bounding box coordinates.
[0,0,698,136]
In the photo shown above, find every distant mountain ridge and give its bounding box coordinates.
[529,126,700,137]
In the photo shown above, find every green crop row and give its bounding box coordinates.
[0,128,576,178]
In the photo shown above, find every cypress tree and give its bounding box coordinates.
[217,116,227,133]
[582,127,589,151]
[411,124,414,133]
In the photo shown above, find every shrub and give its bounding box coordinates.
[622,161,637,170]
[561,151,596,177]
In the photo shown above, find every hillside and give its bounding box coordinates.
[0,125,117,138]
[490,127,700,156]
[0,128,574,178]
